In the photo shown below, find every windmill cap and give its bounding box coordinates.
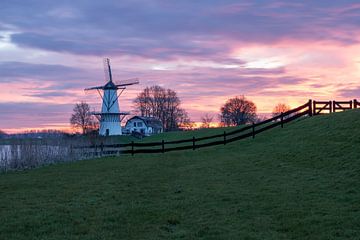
[104,80,117,89]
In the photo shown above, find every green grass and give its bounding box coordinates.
[140,125,239,142]
[1,110,360,239]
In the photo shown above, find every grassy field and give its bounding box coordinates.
[140,125,239,141]
[0,110,360,239]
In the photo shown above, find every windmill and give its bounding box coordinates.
[85,58,139,136]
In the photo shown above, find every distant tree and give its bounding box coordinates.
[134,85,190,131]
[220,96,257,126]
[177,110,195,130]
[0,129,7,139]
[181,122,196,130]
[70,102,97,134]
[177,108,192,128]
[201,113,213,128]
[272,103,291,117]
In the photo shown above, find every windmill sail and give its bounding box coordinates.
[84,85,105,91]
[103,58,113,82]
[114,78,139,87]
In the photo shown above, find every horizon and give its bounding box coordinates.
[1,1,360,133]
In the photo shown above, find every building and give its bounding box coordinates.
[124,116,163,136]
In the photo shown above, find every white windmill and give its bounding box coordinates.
[85,58,139,136]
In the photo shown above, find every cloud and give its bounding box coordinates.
[1,0,360,59]
[0,102,73,129]
[0,61,101,92]
[0,61,82,79]
[337,87,360,98]
[24,91,75,98]
[168,71,310,101]
[10,32,231,60]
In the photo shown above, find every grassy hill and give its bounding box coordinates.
[0,110,359,239]
[140,125,239,142]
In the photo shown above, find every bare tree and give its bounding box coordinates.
[70,102,97,134]
[134,85,190,131]
[220,96,257,126]
[201,113,213,128]
[272,103,291,117]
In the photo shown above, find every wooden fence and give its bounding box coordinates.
[313,99,360,114]
[78,99,359,156]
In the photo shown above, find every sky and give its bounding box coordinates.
[1,0,360,133]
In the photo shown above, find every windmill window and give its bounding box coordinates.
[138,122,143,127]
[133,122,136,127]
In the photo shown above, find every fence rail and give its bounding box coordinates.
[77,99,359,156]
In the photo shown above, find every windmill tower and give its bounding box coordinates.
[85,58,139,136]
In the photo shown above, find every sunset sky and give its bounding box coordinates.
[1,1,360,133]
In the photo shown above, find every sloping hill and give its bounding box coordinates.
[140,125,239,142]
[0,110,359,239]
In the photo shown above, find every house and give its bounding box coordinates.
[124,116,163,136]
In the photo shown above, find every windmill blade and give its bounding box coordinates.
[103,58,113,82]
[84,85,104,91]
[114,78,139,87]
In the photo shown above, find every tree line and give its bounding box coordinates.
[70,85,291,134]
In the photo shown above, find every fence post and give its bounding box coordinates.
[329,100,333,113]
[354,99,358,109]
[223,131,226,145]
[101,142,104,156]
[131,141,134,156]
[192,136,196,150]
[281,112,284,128]
[313,100,316,115]
[308,99,313,116]
[162,140,165,153]
[252,123,255,138]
